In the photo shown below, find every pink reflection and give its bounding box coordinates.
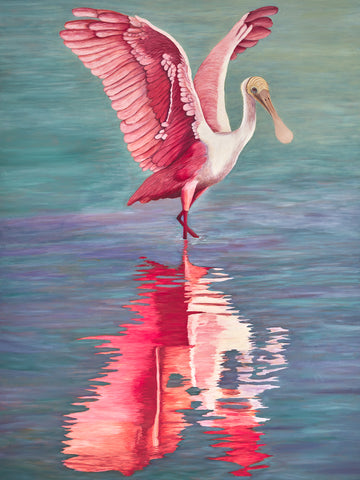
[63,243,288,476]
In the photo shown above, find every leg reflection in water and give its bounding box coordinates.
[62,242,288,476]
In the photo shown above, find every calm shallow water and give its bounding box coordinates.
[1,0,359,479]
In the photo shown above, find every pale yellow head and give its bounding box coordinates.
[246,76,293,144]
[246,76,270,98]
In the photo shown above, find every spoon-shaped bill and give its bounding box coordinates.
[257,90,293,144]
[272,114,293,144]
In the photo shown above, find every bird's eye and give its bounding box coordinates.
[251,87,258,94]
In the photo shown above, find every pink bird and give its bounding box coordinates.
[60,6,293,239]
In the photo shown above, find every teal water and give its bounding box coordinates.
[1,1,359,479]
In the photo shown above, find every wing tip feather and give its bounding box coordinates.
[230,5,278,61]
[72,8,99,18]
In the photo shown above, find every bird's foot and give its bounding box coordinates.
[183,226,199,239]
[176,212,199,239]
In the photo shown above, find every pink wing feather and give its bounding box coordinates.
[194,6,279,133]
[60,8,207,182]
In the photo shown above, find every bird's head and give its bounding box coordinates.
[246,76,293,144]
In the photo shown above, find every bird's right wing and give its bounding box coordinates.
[60,8,206,176]
[194,6,278,133]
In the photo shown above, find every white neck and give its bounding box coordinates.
[232,79,257,155]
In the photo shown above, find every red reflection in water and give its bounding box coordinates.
[63,243,288,476]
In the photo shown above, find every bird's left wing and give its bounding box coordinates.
[60,8,206,176]
[194,6,278,133]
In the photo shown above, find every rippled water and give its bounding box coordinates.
[62,249,289,477]
[1,0,359,479]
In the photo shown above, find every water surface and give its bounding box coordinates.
[1,0,359,479]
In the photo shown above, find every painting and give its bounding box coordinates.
[1,1,359,480]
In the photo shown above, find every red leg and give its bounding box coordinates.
[189,187,208,209]
[177,211,199,238]
[178,182,206,239]
[182,211,189,239]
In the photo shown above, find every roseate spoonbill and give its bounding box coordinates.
[60,6,293,238]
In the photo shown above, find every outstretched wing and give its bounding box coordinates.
[60,8,206,175]
[194,6,278,133]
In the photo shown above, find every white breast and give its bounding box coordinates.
[196,121,249,187]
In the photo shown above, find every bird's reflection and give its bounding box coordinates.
[63,243,288,477]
